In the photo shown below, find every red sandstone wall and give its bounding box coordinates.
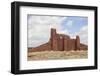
[64,36,71,51]
[70,39,76,50]
[80,43,88,50]
[64,36,68,51]
[28,28,88,52]
[51,28,58,51]
[57,35,64,51]
[67,38,72,51]
[76,36,80,50]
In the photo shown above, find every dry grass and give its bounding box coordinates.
[28,50,88,61]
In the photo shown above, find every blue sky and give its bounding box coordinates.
[61,16,88,34]
[28,15,88,47]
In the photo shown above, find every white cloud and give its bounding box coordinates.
[28,15,67,47]
[67,25,88,45]
[75,26,88,45]
[28,15,88,47]
[79,26,88,45]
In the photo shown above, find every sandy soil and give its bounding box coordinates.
[27,50,88,61]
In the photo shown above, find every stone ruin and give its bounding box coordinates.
[29,28,88,52]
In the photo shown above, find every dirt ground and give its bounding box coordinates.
[28,50,88,61]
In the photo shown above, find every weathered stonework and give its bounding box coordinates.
[29,28,88,52]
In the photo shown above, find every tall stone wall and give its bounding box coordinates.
[29,28,88,52]
[70,39,76,50]
[64,36,68,51]
[76,36,80,50]
[51,28,58,51]
[64,36,71,51]
[57,35,64,51]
